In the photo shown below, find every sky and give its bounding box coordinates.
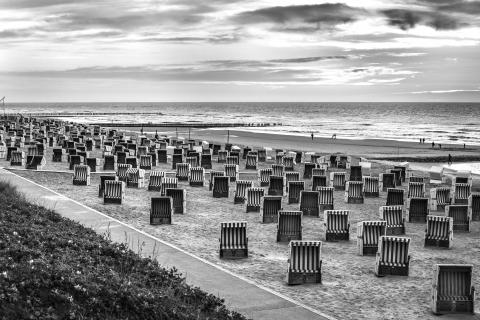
[1,0,480,102]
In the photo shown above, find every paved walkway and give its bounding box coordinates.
[0,168,333,320]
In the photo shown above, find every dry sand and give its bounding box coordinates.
[4,145,480,319]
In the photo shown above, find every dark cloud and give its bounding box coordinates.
[437,1,480,14]
[235,3,365,31]
[381,9,460,30]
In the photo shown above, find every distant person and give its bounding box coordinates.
[432,141,435,148]
[311,132,314,140]
[419,138,422,144]
[332,134,337,140]
[439,144,442,149]
[423,138,425,144]
[448,154,452,165]
[464,143,466,149]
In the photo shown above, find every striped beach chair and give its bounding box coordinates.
[288,181,304,204]
[165,188,186,214]
[176,163,190,181]
[103,180,125,204]
[375,236,410,276]
[246,187,264,213]
[386,188,404,206]
[379,173,396,191]
[312,168,327,177]
[226,155,239,166]
[201,154,212,169]
[286,241,322,285]
[303,162,317,179]
[285,172,300,192]
[349,165,362,182]
[357,221,387,256]
[283,156,295,171]
[409,176,425,183]
[268,175,285,196]
[317,187,334,212]
[148,171,164,191]
[73,165,91,186]
[219,221,248,259]
[160,177,178,196]
[234,180,253,204]
[345,181,364,204]
[299,191,320,217]
[98,175,116,197]
[408,182,426,198]
[379,205,405,235]
[425,215,453,248]
[431,264,474,315]
[451,183,471,204]
[275,153,284,165]
[406,197,429,223]
[261,196,282,223]
[312,175,328,191]
[245,153,257,170]
[185,156,198,168]
[126,168,145,188]
[139,155,152,170]
[430,187,451,211]
[330,172,346,191]
[272,164,285,177]
[150,197,173,225]
[27,145,38,156]
[188,167,205,187]
[258,168,272,187]
[469,193,480,221]
[213,176,229,198]
[362,176,379,197]
[324,210,350,241]
[277,210,302,242]
[446,205,471,232]
[116,163,132,182]
[209,171,224,191]
[221,163,238,182]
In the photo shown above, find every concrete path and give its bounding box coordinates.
[0,168,333,320]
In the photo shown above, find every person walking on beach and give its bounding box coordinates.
[311,132,314,140]
[432,141,435,148]
[439,144,442,149]
[332,133,337,139]
[448,154,453,165]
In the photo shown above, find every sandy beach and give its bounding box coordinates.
[2,135,480,320]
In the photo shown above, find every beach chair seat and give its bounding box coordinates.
[26,155,46,170]
[345,181,364,204]
[316,187,334,212]
[386,188,404,206]
[224,164,239,182]
[217,150,228,163]
[452,183,471,204]
[287,241,322,285]
[185,156,198,167]
[137,146,148,158]
[234,180,253,204]
[242,147,251,159]
[116,163,132,182]
[246,187,264,213]
[188,167,205,187]
[303,162,317,179]
[171,153,183,170]
[430,187,451,211]
[288,181,304,204]
[103,180,125,204]
[324,210,350,241]
[160,177,178,196]
[150,197,173,225]
[103,145,113,156]
[379,173,396,191]
[337,155,351,169]
[469,193,480,221]
[261,196,282,223]
[201,154,212,169]
[257,149,266,162]
[245,154,258,170]
[85,157,99,172]
[98,175,116,197]
[394,165,408,183]
[258,168,272,187]
[375,236,410,276]
[148,171,164,191]
[406,197,429,223]
[213,176,229,198]
[219,221,248,259]
[277,210,302,242]
[165,188,186,214]
[431,264,475,315]
[357,221,387,256]
[139,155,152,170]
[299,191,320,217]
[52,148,63,162]
[285,172,300,192]
[126,168,145,188]
[389,168,403,186]
[209,171,224,191]
[349,165,362,182]
[425,215,453,248]
[68,155,84,170]
[283,156,295,171]
[446,205,471,232]
[312,175,328,191]
[116,151,127,164]
[157,149,167,163]
[379,206,405,235]
[103,155,116,171]
[330,171,346,191]
[125,156,137,168]
[408,182,426,198]
[175,163,190,181]
[268,175,285,196]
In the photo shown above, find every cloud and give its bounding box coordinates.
[268,56,349,63]
[410,89,480,94]
[381,9,460,30]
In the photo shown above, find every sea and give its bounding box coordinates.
[5,102,480,146]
